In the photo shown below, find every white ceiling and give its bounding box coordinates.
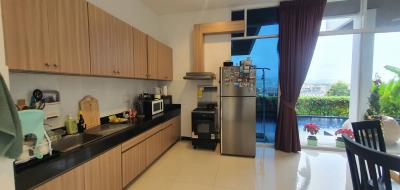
[141,0,283,15]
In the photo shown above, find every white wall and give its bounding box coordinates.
[10,74,158,127]
[0,1,15,189]
[159,8,232,137]
[87,0,161,39]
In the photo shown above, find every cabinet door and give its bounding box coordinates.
[88,3,115,76]
[84,146,122,190]
[145,132,161,165]
[166,46,173,80]
[34,165,85,190]
[47,0,90,74]
[160,127,169,153]
[147,36,158,80]
[114,19,134,78]
[133,28,148,79]
[174,116,181,142]
[157,43,173,80]
[1,0,50,72]
[122,141,147,187]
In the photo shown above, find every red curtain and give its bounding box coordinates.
[275,0,327,153]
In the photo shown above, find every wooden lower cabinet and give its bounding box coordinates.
[145,132,162,165]
[34,116,180,190]
[35,165,85,190]
[160,117,181,153]
[122,142,147,187]
[84,146,122,190]
[160,127,170,153]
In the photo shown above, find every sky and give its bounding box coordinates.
[372,32,400,83]
[232,25,279,89]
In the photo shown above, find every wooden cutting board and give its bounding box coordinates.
[79,96,100,129]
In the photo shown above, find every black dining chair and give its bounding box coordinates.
[351,120,391,189]
[343,135,400,190]
[352,120,386,152]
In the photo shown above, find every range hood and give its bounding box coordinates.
[183,72,216,80]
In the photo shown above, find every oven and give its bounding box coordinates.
[191,108,218,149]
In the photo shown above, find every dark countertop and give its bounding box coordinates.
[15,104,181,190]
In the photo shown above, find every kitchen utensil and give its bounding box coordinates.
[162,86,168,96]
[30,89,45,110]
[154,87,161,95]
[79,96,100,129]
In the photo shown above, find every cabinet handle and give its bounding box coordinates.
[117,71,120,74]
[113,70,116,74]
[44,63,50,67]
[53,64,58,67]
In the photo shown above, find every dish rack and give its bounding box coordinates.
[15,133,53,164]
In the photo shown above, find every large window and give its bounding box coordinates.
[322,0,361,31]
[297,35,354,148]
[366,32,400,120]
[366,0,400,29]
[231,7,279,143]
[299,0,400,150]
[231,0,400,150]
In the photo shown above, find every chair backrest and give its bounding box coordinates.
[352,120,386,152]
[343,135,400,190]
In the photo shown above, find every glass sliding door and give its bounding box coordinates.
[365,32,400,153]
[297,34,354,148]
[232,38,279,143]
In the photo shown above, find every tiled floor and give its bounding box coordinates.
[127,141,353,190]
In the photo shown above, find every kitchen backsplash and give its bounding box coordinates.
[10,73,159,129]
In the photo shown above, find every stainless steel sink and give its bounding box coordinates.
[85,123,131,136]
[52,133,101,152]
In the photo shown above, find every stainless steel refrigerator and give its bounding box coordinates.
[220,66,256,157]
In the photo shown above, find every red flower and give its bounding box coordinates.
[335,128,354,139]
[304,123,320,135]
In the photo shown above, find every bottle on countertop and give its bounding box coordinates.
[77,111,87,133]
[65,115,78,135]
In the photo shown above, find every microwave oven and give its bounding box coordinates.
[143,99,164,117]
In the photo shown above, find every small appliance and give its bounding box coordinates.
[143,99,164,117]
[161,95,172,106]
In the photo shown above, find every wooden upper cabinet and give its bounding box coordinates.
[34,165,85,190]
[147,36,158,80]
[113,18,134,78]
[165,46,173,80]
[1,0,50,72]
[47,0,90,75]
[133,28,148,79]
[88,3,115,77]
[88,3,134,78]
[84,146,122,190]
[157,42,173,81]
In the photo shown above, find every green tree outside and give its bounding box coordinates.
[326,81,350,96]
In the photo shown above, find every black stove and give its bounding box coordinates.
[192,107,216,113]
[191,106,218,150]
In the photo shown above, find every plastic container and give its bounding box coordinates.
[65,116,78,135]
